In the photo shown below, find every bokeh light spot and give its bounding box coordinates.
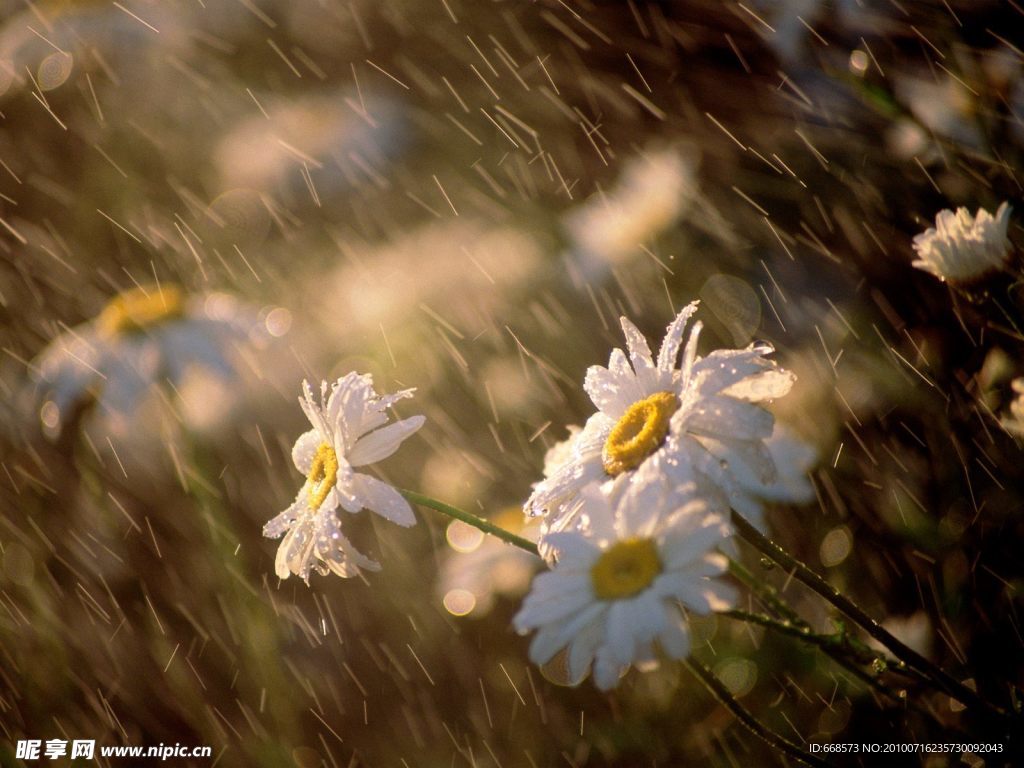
[446,520,485,553]
[265,307,292,337]
[820,526,852,568]
[38,52,73,91]
[714,658,757,698]
[443,588,476,617]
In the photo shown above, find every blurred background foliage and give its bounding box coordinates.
[1,0,1024,765]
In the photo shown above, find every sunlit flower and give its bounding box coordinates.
[912,203,1012,284]
[514,485,736,690]
[564,147,697,278]
[438,509,540,617]
[326,219,542,335]
[32,283,264,436]
[215,92,406,202]
[262,373,425,582]
[525,301,795,536]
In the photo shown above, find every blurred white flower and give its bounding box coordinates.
[912,203,1012,284]
[32,284,264,436]
[1002,378,1024,437]
[895,74,981,150]
[730,427,817,531]
[514,485,735,690]
[263,373,424,582]
[327,219,542,336]
[438,510,540,617]
[868,612,933,661]
[525,301,795,538]
[564,147,696,278]
[0,2,186,98]
[215,92,406,202]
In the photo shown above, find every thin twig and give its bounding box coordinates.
[729,558,806,625]
[684,658,832,768]
[731,510,1005,719]
[720,610,933,714]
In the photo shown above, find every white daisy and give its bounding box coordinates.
[525,301,795,537]
[564,147,697,279]
[912,203,1013,284]
[514,484,736,690]
[32,283,264,436]
[262,373,425,582]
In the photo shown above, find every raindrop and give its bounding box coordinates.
[699,274,761,346]
[820,526,852,567]
[540,647,588,687]
[3,542,34,587]
[443,588,476,617]
[446,520,484,553]
[264,307,292,338]
[714,658,757,698]
[40,400,61,437]
[206,189,271,249]
[37,52,74,92]
[818,699,851,734]
[849,50,869,76]
[291,746,321,768]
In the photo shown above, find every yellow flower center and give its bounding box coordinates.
[590,538,662,600]
[601,391,680,476]
[307,443,339,510]
[96,283,185,337]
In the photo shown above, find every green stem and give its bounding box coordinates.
[721,610,922,705]
[400,490,540,556]
[729,558,806,626]
[684,658,831,768]
[731,510,1005,719]
[724,609,874,664]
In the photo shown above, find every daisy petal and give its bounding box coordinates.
[348,415,425,466]
[351,473,417,526]
[619,316,655,377]
[291,429,321,474]
[657,301,699,371]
